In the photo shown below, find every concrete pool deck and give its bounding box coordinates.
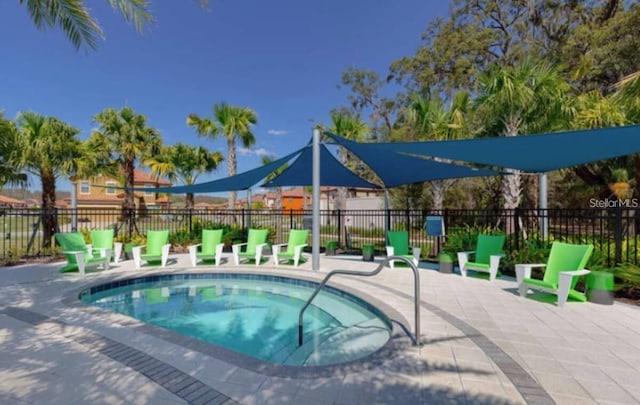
[0,253,639,404]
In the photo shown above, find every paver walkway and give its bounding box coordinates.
[1,253,639,404]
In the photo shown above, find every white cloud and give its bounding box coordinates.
[267,129,288,136]
[238,147,271,157]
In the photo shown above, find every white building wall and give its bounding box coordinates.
[345,196,384,210]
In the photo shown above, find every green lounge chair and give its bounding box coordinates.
[132,230,171,269]
[385,231,421,268]
[232,228,269,266]
[273,229,309,267]
[90,229,123,263]
[457,234,506,282]
[516,241,593,307]
[188,229,224,266]
[55,232,110,275]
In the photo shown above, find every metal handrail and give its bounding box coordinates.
[298,255,421,346]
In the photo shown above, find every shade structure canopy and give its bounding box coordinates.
[324,132,502,187]
[264,143,380,188]
[119,147,305,194]
[326,124,640,173]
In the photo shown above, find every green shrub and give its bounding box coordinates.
[613,263,640,292]
[442,224,498,260]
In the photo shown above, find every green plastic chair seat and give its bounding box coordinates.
[465,262,490,270]
[523,278,556,290]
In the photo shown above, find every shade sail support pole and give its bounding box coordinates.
[312,128,321,271]
[70,177,77,232]
[247,188,252,229]
[539,172,548,238]
[384,188,389,238]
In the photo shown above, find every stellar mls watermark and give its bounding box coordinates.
[589,198,639,208]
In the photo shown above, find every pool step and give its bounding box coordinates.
[283,318,390,366]
[266,325,337,364]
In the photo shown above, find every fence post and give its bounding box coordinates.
[385,208,391,237]
[337,209,342,247]
[614,206,623,264]
[241,209,245,230]
[405,208,410,231]
[514,208,520,251]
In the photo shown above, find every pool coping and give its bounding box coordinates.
[62,267,417,379]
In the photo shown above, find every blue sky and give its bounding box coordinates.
[0,1,449,193]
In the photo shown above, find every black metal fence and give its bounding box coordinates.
[1,207,636,267]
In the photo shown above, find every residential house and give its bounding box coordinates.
[0,195,26,209]
[63,169,172,210]
[24,199,40,208]
[271,187,384,211]
[281,188,311,211]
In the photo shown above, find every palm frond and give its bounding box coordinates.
[21,0,102,50]
[107,0,154,33]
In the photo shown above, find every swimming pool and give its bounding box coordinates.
[79,273,392,366]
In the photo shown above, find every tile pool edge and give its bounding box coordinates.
[62,268,417,379]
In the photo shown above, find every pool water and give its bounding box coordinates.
[80,274,392,366]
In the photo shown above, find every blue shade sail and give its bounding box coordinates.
[326,124,640,173]
[325,132,502,187]
[117,147,304,194]
[263,143,379,188]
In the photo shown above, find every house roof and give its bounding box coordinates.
[0,195,24,205]
[133,169,171,185]
[281,188,308,198]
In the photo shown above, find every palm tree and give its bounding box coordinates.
[187,102,258,210]
[89,107,162,234]
[0,113,27,188]
[475,60,573,216]
[12,113,83,248]
[403,92,470,210]
[614,71,640,124]
[328,109,369,211]
[19,1,209,50]
[146,143,223,209]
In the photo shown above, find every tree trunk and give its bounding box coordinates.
[503,121,521,234]
[634,155,640,236]
[186,193,195,209]
[123,158,136,235]
[41,168,56,249]
[431,180,445,210]
[335,146,348,211]
[275,186,283,237]
[227,137,237,210]
[276,186,283,210]
[303,187,308,210]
